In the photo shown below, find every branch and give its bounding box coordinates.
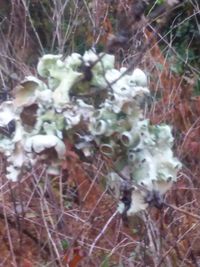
[164,202,200,221]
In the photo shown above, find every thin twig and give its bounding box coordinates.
[164,202,200,221]
[89,209,118,256]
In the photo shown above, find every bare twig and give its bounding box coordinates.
[89,209,118,256]
[164,202,200,221]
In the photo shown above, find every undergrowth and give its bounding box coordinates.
[0,0,200,266]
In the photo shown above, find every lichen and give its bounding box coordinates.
[0,49,181,214]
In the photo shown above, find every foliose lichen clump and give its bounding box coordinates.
[0,49,181,214]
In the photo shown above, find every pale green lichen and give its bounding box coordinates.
[0,49,181,214]
[37,54,63,78]
[13,76,49,108]
[25,135,66,159]
[0,101,16,127]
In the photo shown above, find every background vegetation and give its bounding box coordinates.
[0,0,200,266]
